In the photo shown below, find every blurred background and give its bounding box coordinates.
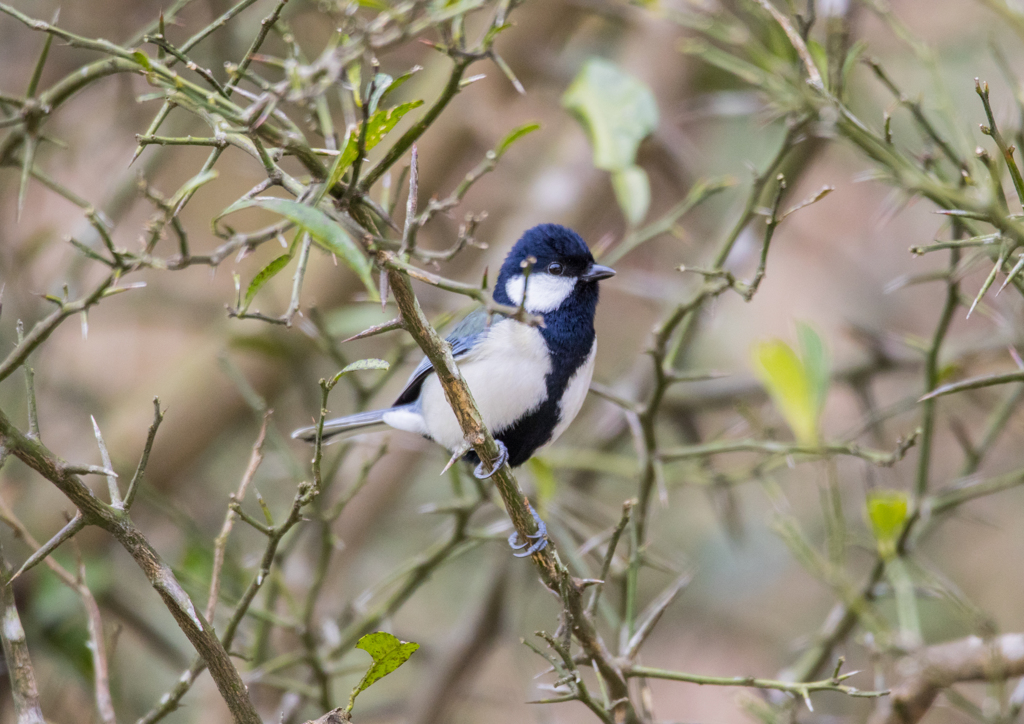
[1,0,1023,722]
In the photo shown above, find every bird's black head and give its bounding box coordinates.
[493,224,615,312]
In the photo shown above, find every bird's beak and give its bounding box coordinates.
[581,263,616,282]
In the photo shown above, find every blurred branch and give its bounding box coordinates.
[207,412,270,622]
[626,665,886,707]
[658,434,918,467]
[869,634,1024,724]
[0,543,45,724]
[0,275,115,383]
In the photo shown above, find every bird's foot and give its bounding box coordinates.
[473,440,508,480]
[508,506,548,558]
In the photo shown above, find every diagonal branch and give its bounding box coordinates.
[0,404,261,724]
[382,261,639,724]
[869,634,1024,724]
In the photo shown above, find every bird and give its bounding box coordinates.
[292,223,615,555]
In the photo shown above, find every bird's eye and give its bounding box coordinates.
[547,262,563,276]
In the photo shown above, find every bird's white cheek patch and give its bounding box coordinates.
[505,273,577,313]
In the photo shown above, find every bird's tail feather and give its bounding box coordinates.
[291,409,389,443]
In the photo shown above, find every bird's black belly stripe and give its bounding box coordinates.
[465,283,598,467]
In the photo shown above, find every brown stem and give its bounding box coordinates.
[0,544,45,724]
[383,262,639,724]
[869,634,1024,724]
[0,405,261,724]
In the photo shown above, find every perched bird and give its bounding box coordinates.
[293,223,614,555]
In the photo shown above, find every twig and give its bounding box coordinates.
[15,321,39,440]
[9,512,84,583]
[868,634,1024,724]
[124,398,164,509]
[657,435,918,467]
[206,412,270,622]
[627,665,887,705]
[585,500,634,618]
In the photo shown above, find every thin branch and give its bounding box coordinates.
[9,512,84,583]
[585,500,634,619]
[658,435,918,467]
[868,634,1024,724]
[206,412,270,622]
[124,398,164,510]
[627,665,886,704]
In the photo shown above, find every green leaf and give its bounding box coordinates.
[132,50,152,71]
[866,489,909,560]
[807,38,828,83]
[367,72,392,114]
[611,165,650,226]
[168,169,218,210]
[562,57,658,171]
[796,323,829,420]
[751,339,818,445]
[840,40,868,92]
[495,122,540,158]
[365,100,423,148]
[349,631,419,709]
[327,358,390,390]
[326,100,425,191]
[219,197,377,299]
[243,253,292,313]
[379,66,421,105]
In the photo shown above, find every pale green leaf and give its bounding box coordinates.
[796,322,829,419]
[243,253,292,312]
[367,73,393,114]
[328,358,390,390]
[495,122,540,158]
[379,67,421,105]
[219,197,377,300]
[751,339,818,445]
[168,169,218,210]
[353,631,419,697]
[562,58,658,171]
[866,489,909,560]
[611,164,650,226]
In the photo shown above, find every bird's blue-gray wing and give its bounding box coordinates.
[392,308,500,406]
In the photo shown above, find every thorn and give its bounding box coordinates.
[17,135,37,223]
[439,443,470,475]
[997,253,1024,295]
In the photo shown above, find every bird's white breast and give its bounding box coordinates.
[416,319,551,452]
[549,340,596,445]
